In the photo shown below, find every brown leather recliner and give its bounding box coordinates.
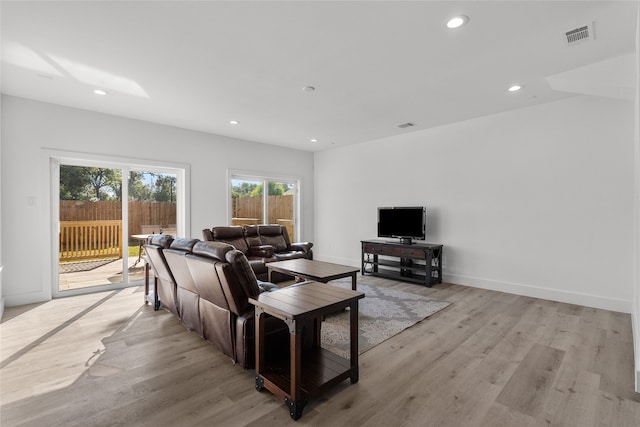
[185,241,290,368]
[163,237,201,336]
[202,224,313,282]
[144,234,179,316]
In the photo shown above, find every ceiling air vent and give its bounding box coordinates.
[397,122,415,129]
[564,23,594,45]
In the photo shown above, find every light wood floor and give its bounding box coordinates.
[1,276,639,426]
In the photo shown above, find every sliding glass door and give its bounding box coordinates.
[54,157,185,298]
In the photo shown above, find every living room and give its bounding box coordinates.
[1,1,640,425]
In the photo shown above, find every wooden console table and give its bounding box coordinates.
[249,283,365,420]
[361,239,443,287]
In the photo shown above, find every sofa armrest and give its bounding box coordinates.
[289,242,313,253]
[248,245,275,258]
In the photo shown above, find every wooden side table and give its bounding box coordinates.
[249,283,365,420]
[267,258,360,290]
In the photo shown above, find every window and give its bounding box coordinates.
[230,173,299,241]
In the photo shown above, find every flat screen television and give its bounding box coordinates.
[377,206,426,244]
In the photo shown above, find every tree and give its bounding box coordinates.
[232,181,259,199]
[128,171,153,201]
[154,175,176,202]
[249,182,288,197]
[59,166,121,201]
[60,167,180,202]
[60,165,90,200]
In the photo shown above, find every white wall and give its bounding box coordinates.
[1,95,314,306]
[0,91,3,319]
[315,95,635,313]
[632,4,640,393]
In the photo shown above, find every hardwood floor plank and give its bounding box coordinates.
[495,343,566,417]
[593,329,638,400]
[479,402,548,427]
[541,367,601,427]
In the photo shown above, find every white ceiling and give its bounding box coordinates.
[1,1,637,152]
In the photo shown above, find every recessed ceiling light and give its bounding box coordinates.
[508,85,523,92]
[446,15,469,29]
[302,86,316,93]
[93,89,108,95]
[230,120,239,125]
[310,138,318,143]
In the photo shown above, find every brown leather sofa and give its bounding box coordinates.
[144,235,292,368]
[202,224,313,282]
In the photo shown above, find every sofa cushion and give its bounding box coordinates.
[165,239,199,295]
[148,233,174,248]
[243,225,262,247]
[192,240,235,261]
[170,237,199,252]
[211,226,249,253]
[258,225,288,251]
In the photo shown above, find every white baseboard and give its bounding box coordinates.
[443,273,632,314]
[633,306,640,393]
[311,253,632,313]
[0,265,3,320]
[4,289,52,307]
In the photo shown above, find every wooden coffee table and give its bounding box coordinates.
[250,282,365,420]
[267,259,360,290]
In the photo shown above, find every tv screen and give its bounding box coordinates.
[378,207,426,242]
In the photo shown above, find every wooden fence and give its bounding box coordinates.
[233,195,295,240]
[59,220,123,262]
[60,200,176,237]
[233,195,293,222]
[59,200,176,261]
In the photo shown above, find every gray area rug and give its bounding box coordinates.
[320,278,451,358]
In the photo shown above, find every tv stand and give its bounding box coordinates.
[399,237,413,245]
[361,239,443,287]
